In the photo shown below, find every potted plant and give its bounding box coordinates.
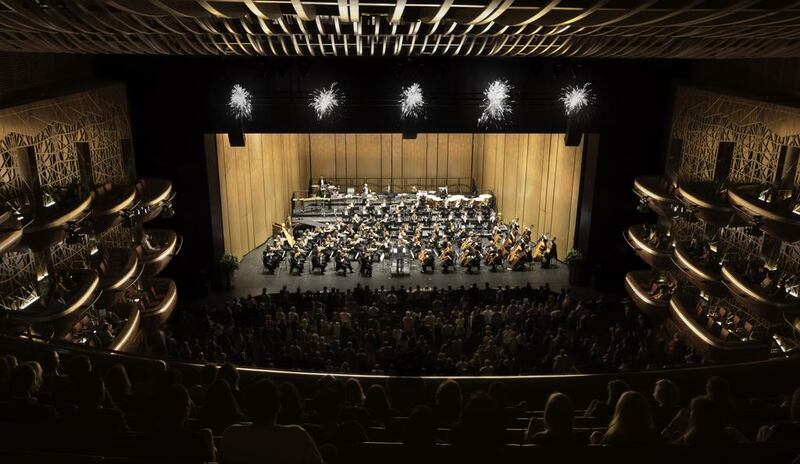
[219,254,239,289]
[564,248,584,285]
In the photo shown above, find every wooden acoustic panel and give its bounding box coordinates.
[216,132,583,258]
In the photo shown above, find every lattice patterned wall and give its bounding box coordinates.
[0,250,37,311]
[100,222,133,249]
[49,237,93,272]
[670,216,707,243]
[0,84,132,197]
[670,87,800,187]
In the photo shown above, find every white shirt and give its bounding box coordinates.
[221,423,323,464]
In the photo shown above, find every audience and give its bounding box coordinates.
[163,284,676,376]
[404,405,437,445]
[758,388,800,443]
[596,391,661,445]
[141,384,216,462]
[0,363,58,426]
[676,396,747,445]
[526,392,578,445]
[63,372,129,433]
[199,379,247,434]
[221,379,323,464]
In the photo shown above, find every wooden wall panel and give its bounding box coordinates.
[215,133,310,258]
[215,132,583,257]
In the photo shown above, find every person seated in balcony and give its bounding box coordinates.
[221,379,323,464]
[0,363,59,426]
[63,372,129,433]
[278,382,308,426]
[758,388,800,443]
[594,391,661,445]
[364,384,394,428]
[200,379,247,435]
[526,392,580,445]
[675,396,747,445]
[138,384,216,462]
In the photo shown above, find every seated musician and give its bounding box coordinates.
[359,252,373,277]
[289,249,305,275]
[335,250,353,274]
[310,250,327,274]
[419,248,435,273]
[440,244,455,273]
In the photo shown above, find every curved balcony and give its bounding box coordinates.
[672,241,729,297]
[728,184,800,242]
[95,248,140,291]
[139,229,181,277]
[669,291,770,363]
[675,181,735,227]
[65,302,140,353]
[0,208,23,255]
[22,192,92,251]
[84,182,137,233]
[17,270,99,337]
[721,261,800,320]
[625,224,674,270]
[624,270,671,321]
[136,178,172,222]
[634,175,679,217]
[139,278,177,327]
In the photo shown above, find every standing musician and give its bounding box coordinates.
[542,236,558,268]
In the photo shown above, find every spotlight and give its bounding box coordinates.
[560,83,594,117]
[228,84,253,120]
[399,83,425,120]
[637,197,650,213]
[478,79,512,127]
[310,83,342,120]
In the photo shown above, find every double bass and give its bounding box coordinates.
[531,235,548,262]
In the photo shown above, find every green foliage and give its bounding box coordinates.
[219,254,240,271]
[564,248,583,265]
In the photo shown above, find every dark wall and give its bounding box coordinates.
[92,55,692,295]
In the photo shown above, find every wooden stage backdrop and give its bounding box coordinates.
[213,133,584,258]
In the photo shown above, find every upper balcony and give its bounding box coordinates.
[137,278,177,327]
[139,229,181,278]
[0,206,23,256]
[728,184,800,242]
[135,178,173,223]
[675,181,736,227]
[721,260,800,321]
[16,269,99,338]
[84,182,138,233]
[21,190,92,251]
[625,224,674,270]
[65,301,141,353]
[624,270,672,321]
[669,290,770,363]
[672,240,729,297]
[634,175,679,217]
[95,247,140,292]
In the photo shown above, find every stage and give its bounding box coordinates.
[225,239,573,298]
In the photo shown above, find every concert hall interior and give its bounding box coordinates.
[3,2,800,463]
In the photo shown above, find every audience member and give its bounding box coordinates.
[526,392,579,445]
[199,379,247,434]
[221,379,323,464]
[676,396,747,445]
[596,391,661,445]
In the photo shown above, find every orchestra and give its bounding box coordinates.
[262,185,561,276]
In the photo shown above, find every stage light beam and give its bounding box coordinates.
[310,83,342,120]
[479,79,512,126]
[400,83,425,120]
[228,84,253,120]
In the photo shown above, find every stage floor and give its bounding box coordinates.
[225,240,573,299]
